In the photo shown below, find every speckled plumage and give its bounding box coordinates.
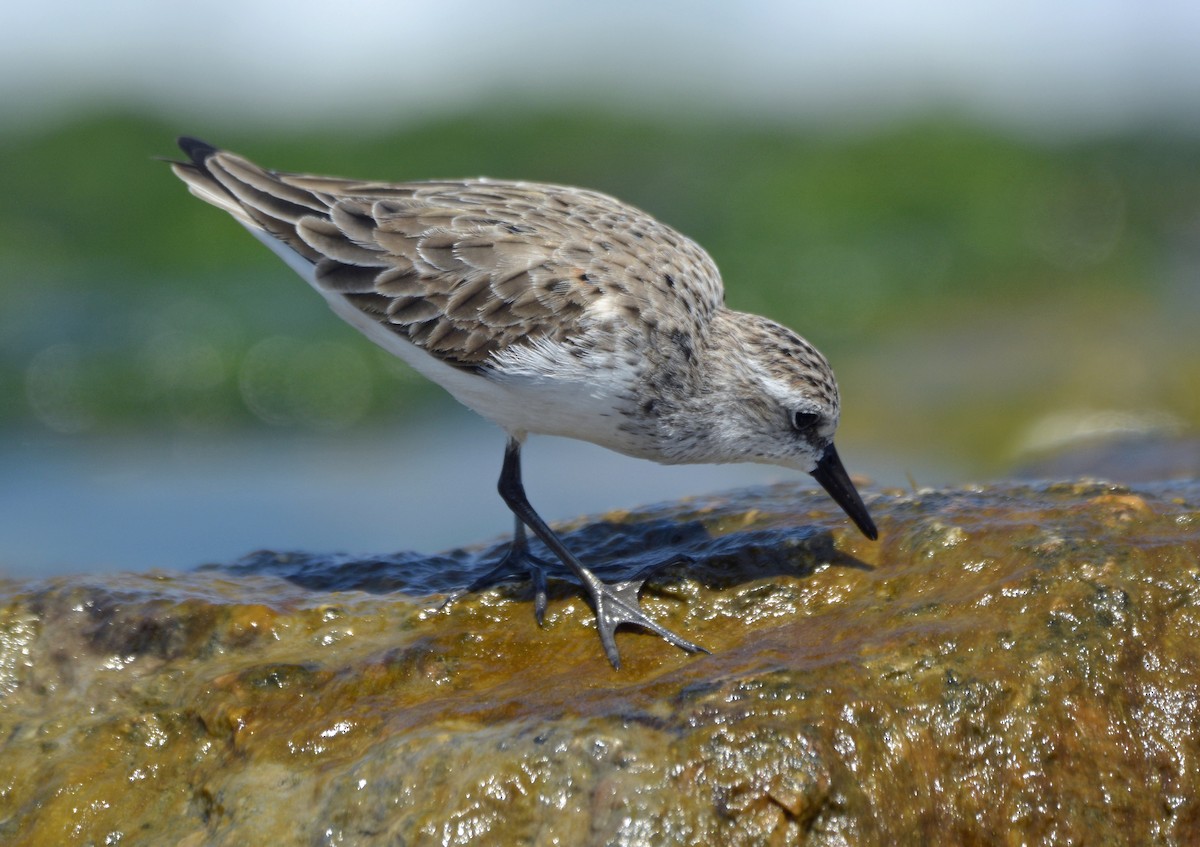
[170,137,876,668]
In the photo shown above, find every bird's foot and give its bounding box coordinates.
[586,563,708,669]
[441,543,559,624]
[445,543,706,668]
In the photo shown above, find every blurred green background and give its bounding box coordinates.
[4,112,1196,465]
[1,1,1198,574]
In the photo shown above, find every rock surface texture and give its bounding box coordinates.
[2,479,1199,845]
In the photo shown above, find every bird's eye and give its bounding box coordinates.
[792,410,821,433]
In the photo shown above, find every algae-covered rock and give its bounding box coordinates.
[2,479,1200,845]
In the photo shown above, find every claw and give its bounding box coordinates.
[589,576,708,669]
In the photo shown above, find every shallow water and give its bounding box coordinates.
[0,413,941,580]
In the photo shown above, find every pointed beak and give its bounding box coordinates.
[810,443,878,540]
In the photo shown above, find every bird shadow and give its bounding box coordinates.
[203,516,872,600]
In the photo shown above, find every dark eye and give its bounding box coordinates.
[791,410,821,433]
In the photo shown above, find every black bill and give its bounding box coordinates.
[810,443,878,540]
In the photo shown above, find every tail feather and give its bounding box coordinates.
[169,137,327,260]
[169,136,260,228]
[177,135,220,167]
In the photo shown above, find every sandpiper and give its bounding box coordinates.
[169,137,877,667]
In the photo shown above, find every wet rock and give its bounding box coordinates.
[2,479,1200,845]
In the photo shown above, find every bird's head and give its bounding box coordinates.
[691,311,878,540]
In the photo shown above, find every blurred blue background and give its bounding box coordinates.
[2,0,1198,577]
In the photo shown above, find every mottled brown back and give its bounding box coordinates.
[172,142,725,370]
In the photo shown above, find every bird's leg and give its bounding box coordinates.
[496,437,707,669]
[440,514,557,624]
[506,519,552,623]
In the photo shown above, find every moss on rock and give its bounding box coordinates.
[2,479,1199,844]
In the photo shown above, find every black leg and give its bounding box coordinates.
[440,513,555,624]
[496,437,707,668]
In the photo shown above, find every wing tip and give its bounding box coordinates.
[168,136,260,226]
[177,136,220,167]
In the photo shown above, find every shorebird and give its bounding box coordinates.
[169,137,877,667]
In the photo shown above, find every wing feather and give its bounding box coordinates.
[169,138,726,370]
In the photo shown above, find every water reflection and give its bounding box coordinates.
[0,414,924,580]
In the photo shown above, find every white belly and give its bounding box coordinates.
[246,226,642,451]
